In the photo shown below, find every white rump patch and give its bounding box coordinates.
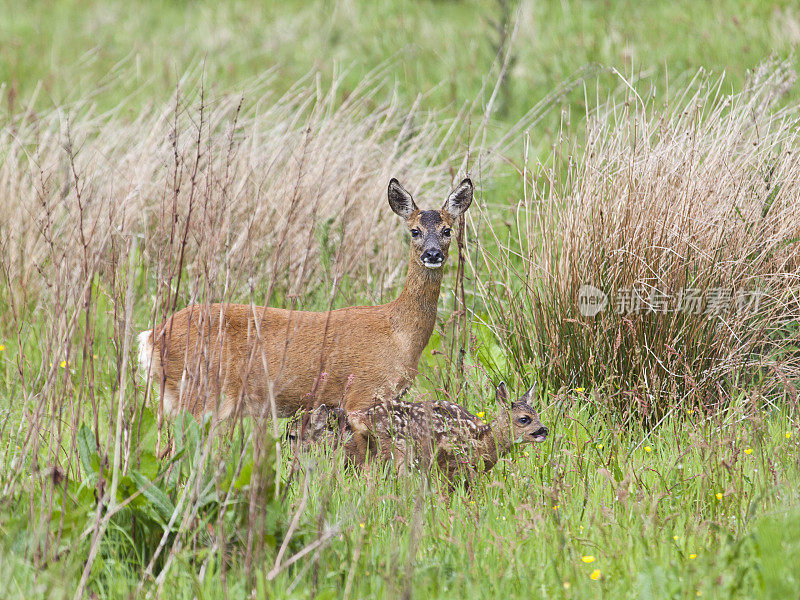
[137,330,153,377]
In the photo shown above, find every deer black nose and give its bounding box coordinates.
[421,249,444,264]
[531,426,548,439]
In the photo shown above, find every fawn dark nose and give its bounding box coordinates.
[531,426,548,441]
[421,249,444,264]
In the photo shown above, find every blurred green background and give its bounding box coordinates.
[2,0,798,124]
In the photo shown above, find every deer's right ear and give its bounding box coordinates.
[388,178,418,219]
[495,382,511,404]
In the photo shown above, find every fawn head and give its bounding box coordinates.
[286,404,350,450]
[495,382,549,444]
[388,178,473,269]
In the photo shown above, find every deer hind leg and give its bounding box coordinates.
[151,381,180,459]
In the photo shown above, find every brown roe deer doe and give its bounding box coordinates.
[290,383,549,484]
[138,178,473,419]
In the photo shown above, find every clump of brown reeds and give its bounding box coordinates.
[478,61,800,418]
[0,70,466,310]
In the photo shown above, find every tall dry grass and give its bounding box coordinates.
[476,61,800,418]
[1,71,460,308]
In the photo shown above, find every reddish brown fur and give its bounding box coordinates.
[138,178,473,419]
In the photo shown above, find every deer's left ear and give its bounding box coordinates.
[519,384,536,404]
[443,178,473,219]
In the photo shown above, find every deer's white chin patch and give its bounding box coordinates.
[422,260,444,269]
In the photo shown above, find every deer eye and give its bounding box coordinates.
[442,228,452,237]
[518,416,531,425]
[411,228,421,238]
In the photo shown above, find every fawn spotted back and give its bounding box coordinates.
[292,383,548,484]
[286,404,351,450]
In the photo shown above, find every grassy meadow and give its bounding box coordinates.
[1,1,799,598]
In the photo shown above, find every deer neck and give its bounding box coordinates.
[391,250,443,347]
[481,410,513,470]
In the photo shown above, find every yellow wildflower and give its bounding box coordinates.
[744,448,753,455]
[786,432,792,440]
[689,553,697,560]
[562,582,571,589]
[359,522,365,529]
[581,555,595,563]
[60,360,67,368]
[93,354,99,360]
[673,535,678,541]
[553,505,559,511]
[477,411,485,419]
[0,344,5,351]
[644,446,652,453]
[589,569,601,581]
[696,591,702,597]
[686,409,693,414]
[715,492,723,501]
[574,387,585,393]
[597,443,604,450]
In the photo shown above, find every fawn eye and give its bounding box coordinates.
[442,228,452,237]
[411,228,421,238]
[519,416,531,425]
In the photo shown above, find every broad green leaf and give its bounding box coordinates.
[76,424,98,475]
[130,470,176,523]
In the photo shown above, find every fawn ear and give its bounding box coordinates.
[519,384,537,404]
[388,178,418,219]
[443,178,473,219]
[495,382,511,404]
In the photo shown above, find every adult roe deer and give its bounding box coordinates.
[290,383,549,484]
[138,177,473,419]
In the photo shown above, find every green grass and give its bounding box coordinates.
[1,1,799,598]
[2,0,798,123]
[3,368,797,598]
